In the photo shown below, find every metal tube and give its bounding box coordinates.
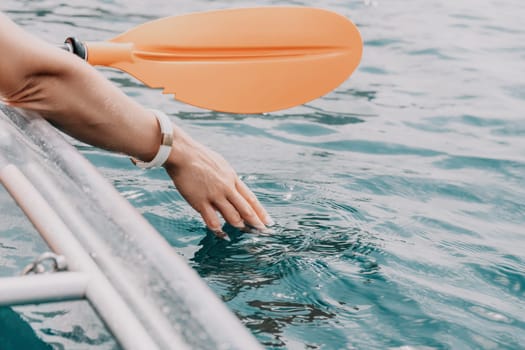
[24,162,189,350]
[0,163,161,350]
[0,272,88,306]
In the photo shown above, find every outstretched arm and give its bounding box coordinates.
[0,13,270,236]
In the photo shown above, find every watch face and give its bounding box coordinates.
[161,132,173,147]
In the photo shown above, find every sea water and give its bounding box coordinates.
[1,0,524,349]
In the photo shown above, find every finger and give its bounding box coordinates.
[227,191,266,230]
[199,203,222,232]
[236,179,273,225]
[213,200,245,229]
[200,204,230,240]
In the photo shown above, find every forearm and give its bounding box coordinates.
[26,58,162,161]
[0,12,163,161]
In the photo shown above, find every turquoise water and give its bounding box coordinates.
[2,0,525,349]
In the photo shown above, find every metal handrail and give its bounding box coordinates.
[0,272,88,306]
[0,162,163,350]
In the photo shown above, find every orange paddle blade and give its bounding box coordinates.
[85,7,362,113]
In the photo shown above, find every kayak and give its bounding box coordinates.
[0,103,262,350]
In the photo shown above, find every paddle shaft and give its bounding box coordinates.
[64,38,132,66]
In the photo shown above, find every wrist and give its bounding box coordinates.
[162,124,196,173]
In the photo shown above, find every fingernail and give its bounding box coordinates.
[261,227,275,235]
[232,221,245,230]
[213,230,231,242]
[265,215,275,227]
[255,225,267,232]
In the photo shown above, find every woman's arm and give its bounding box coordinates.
[0,13,162,163]
[0,13,270,235]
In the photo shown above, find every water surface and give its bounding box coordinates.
[1,0,524,349]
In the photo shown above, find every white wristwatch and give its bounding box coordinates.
[131,109,173,169]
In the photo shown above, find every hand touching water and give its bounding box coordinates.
[164,124,271,237]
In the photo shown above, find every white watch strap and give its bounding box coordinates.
[131,109,173,169]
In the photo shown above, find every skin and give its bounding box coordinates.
[0,13,271,237]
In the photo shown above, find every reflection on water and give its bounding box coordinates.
[2,0,525,349]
